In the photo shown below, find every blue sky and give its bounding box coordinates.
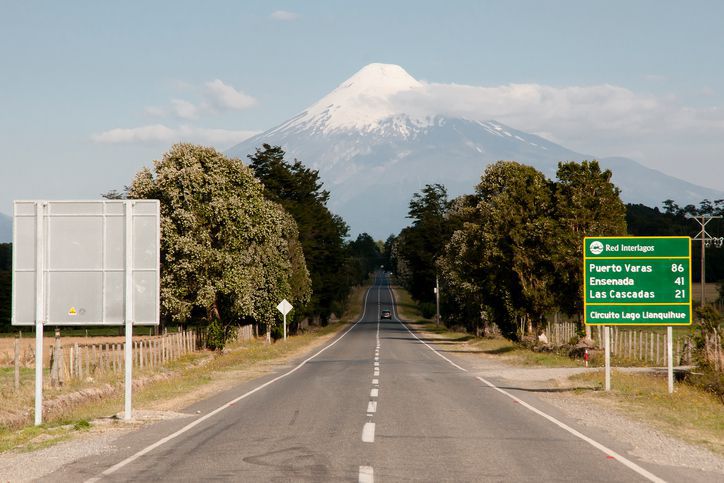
[1,0,723,220]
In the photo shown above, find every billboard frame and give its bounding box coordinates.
[12,199,159,424]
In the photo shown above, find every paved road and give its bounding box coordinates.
[47,273,716,482]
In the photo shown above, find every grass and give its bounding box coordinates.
[570,370,724,455]
[391,283,583,367]
[0,285,369,453]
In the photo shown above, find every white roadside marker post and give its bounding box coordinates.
[276,299,293,341]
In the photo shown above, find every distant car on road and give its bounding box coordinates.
[381,309,392,319]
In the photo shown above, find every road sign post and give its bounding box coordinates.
[276,299,293,341]
[583,237,692,393]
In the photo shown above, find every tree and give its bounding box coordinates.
[248,144,349,323]
[397,184,452,303]
[475,161,558,336]
[345,233,383,285]
[0,243,10,330]
[551,161,627,327]
[128,143,310,345]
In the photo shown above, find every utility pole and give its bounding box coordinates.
[687,214,723,307]
[434,274,440,326]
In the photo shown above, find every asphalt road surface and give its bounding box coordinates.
[46,273,715,482]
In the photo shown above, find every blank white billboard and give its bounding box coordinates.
[12,200,160,326]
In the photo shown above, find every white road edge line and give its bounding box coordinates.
[85,287,375,483]
[362,422,376,443]
[359,465,374,483]
[475,376,665,483]
[384,284,665,483]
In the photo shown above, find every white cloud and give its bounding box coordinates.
[91,124,177,143]
[171,99,200,120]
[144,105,167,117]
[92,124,259,147]
[204,79,256,111]
[393,81,724,150]
[181,127,260,145]
[270,10,298,21]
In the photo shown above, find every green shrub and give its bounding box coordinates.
[420,302,437,319]
[206,320,227,351]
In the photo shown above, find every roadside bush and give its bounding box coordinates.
[419,302,436,319]
[686,369,724,404]
[206,320,227,351]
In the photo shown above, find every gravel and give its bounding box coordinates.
[541,391,724,475]
[0,410,192,482]
[451,348,724,477]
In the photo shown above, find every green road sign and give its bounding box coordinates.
[583,236,692,325]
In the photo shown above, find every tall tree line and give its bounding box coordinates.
[393,160,724,339]
[0,243,10,330]
[393,160,627,338]
[128,144,312,345]
[248,144,381,325]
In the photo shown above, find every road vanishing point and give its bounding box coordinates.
[46,274,710,482]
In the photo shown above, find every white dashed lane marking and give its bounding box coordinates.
[367,401,377,413]
[372,378,378,385]
[362,422,376,442]
[359,465,374,483]
[370,388,378,398]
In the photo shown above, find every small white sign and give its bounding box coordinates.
[276,299,293,316]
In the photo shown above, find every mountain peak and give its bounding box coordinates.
[338,63,422,96]
[283,63,424,135]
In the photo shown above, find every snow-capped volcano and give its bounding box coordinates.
[279,63,425,135]
[228,63,724,238]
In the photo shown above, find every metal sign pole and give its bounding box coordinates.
[604,326,611,391]
[34,201,45,426]
[667,326,674,394]
[124,201,134,421]
[283,313,287,340]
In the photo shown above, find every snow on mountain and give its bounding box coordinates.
[280,63,425,135]
[228,63,724,238]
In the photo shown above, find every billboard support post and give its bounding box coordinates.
[124,201,134,420]
[667,326,674,394]
[34,202,45,426]
[604,326,611,392]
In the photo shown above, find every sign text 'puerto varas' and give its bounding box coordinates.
[583,237,692,326]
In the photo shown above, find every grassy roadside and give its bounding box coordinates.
[0,284,369,453]
[569,371,724,455]
[392,284,580,367]
[392,283,724,454]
